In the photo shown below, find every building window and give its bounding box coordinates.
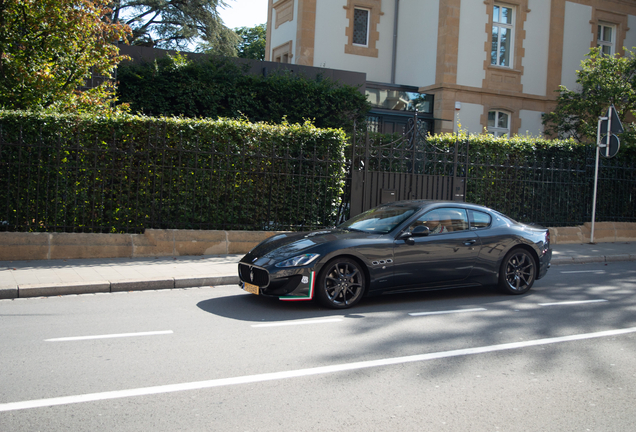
[344,0,382,58]
[488,110,510,137]
[491,4,514,67]
[353,8,370,46]
[597,23,615,56]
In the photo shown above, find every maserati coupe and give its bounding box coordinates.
[238,200,552,309]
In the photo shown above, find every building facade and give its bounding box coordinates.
[266,0,636,135]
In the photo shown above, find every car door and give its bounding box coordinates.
[391,208,481,288]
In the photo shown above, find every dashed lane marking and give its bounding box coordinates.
[538,299,608,307]
[45,330,173,342]
[409,308,487,317]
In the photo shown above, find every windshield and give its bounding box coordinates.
[338,206,417,234]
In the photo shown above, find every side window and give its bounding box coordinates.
[409,208,469,235]
[468,210,492,229]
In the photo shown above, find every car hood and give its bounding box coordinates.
[243,229,380,266]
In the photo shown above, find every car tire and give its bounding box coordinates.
[316,258,366,309]
[498,248,537,295]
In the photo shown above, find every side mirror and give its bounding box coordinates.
[411,225,430,236]
[398,226,429,245]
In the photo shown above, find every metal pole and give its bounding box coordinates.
[391,0,400,84]
[606,106,612,158]
[590,116,605,244]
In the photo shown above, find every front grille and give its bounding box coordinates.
[238,263,270,287]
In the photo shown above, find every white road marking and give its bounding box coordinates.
[45,330,173,342]
[7,326,636,412]
[409,308,487,317]
[560,270,606,274]
[539,299,608,307]
[252,318,342,328]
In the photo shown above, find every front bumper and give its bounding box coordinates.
[238,262,316,301]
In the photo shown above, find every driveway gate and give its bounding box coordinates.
[350,111,467,217]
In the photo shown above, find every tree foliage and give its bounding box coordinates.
[116,53,371,130]
[543,48,636,146]
[0,0,131,112]
[235,24,266,60]
[109,0,238,53]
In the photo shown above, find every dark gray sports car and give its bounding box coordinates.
[238,200,552,309]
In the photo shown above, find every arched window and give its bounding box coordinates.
[487,110,510,137]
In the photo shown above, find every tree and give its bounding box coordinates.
[235,24,266,61]
[109,0,238,53]
[0,0,131,111]
[543,48,636,145]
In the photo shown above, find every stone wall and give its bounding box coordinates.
[0,223,634,261]
[548,222,636,245]
[0,230,286,261]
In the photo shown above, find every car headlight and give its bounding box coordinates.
[275,253,320,268]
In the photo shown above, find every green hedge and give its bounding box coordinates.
[428,133,636,226]
[2,109,634,233]
[116,54,370,131]
[0,110,347,233]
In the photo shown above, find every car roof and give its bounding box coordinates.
[380,200,492,212]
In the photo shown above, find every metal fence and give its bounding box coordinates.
[349,117,467,216]
[0,123,346,233]
[1,121,635,233]
[464,144,636,227]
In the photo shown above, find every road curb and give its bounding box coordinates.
[0,287,18,300]
[551,254,636,265]
[2,276,241,300]
[111,279,175,292]
[174,275,239,288]
[19,281,110,298]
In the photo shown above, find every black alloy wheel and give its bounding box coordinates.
[316,258,366,309]
[498,248,536,294]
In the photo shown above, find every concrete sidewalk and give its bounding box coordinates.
[1,243,635,300]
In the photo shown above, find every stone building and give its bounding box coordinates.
[265,0,636,135]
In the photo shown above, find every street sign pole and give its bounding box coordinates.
[590,116,604,244]
[591,105,623,243]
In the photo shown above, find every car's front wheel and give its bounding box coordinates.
[316,258,366,309]
[498,248,536,294]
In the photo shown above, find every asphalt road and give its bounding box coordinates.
[1,262,636,431]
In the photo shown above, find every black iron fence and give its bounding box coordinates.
[348,121,635,226]
[349,118,467,216]
[0,118,346,233]
[1,114,635,233]
[464,144,636,226]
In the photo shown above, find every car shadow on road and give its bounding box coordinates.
[196,283,528,323]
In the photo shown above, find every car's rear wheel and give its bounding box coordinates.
[316,258,365,309]
[498,248,536,294]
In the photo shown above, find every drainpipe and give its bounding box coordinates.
[391,0,400,84]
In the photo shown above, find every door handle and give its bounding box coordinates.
[464,240,477,246]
